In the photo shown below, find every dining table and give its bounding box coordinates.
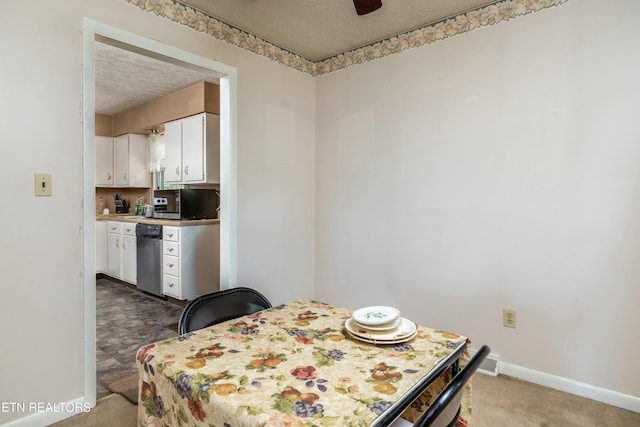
[136,298,471,426]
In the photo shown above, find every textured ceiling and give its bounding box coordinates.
[95,41,217,115]
[180,0,500,61]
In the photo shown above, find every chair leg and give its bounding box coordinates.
[446,406,462,427]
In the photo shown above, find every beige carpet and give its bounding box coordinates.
[51,373,640,426]
[473,374,640,426]
[50,394,137,427]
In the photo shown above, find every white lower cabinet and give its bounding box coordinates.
[162,224,219,300]
[122,234,137,284]
[106,222,122,278]
[96,220,107,273]
[99,219,218,297]
[106,221,137,285]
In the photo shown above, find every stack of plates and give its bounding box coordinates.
[344,306,417,344]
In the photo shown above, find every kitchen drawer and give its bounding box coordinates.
[163,226,180,242]
[163,254,180,277]
[122,223,136,236]
[163,241,179,256]
[107,221,123,234]
[163,274,181,298]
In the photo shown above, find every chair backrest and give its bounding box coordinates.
[178,287,272,334]
[412,345,490,427]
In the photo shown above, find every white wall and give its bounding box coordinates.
[0,0,315,424]
[234,54,316,303]
[315,0,640,399]
[2,0,638,424]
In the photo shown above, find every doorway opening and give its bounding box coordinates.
[83,18,237,405]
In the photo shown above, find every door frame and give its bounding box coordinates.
[82,18,238,404]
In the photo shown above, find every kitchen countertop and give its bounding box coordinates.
[96,214,219,226]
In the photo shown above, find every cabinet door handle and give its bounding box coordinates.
[168,233,174,238]
[168,247,174,252]
[184,165,189,176]
[111,227,116,231]
[168,283,174,288]
[122,241,126,249]
[167,263,174,268]
[107,172,112,181]
[123,172,128,181]
[176,166,180,176]
[116,239,120,248]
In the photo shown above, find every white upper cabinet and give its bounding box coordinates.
[164,119,182,182]
[114,135,130,186]
[95,134,150,188]
[164,113,220,184]
[95,136,114,186]
[181,114,206,183]
[123,134,151,187]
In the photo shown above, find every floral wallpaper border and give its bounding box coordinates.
[125,0,568,76]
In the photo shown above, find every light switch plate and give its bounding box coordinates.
[34,173,52,196]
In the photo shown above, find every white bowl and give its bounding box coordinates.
[352,306,400,326]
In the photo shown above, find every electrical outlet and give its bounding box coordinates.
[503,309,516,328]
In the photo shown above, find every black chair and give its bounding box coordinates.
[390,345,491,427]
[178,287,272,334]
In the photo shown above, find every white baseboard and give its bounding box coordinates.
[1,397,93,427]
[499,362,640,413]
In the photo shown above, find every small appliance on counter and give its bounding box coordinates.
[114,193,128,214]
[153,196,168,215]
[142,204,154,218]
[153,189,218,220]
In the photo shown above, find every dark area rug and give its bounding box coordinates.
[106,374,139,405]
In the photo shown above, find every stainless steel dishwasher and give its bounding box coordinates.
[136,223,163,297]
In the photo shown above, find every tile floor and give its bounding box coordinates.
[96,277,184,399]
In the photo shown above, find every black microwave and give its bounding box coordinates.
[153,189,219,220]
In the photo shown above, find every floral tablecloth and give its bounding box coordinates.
[136,299,471,427]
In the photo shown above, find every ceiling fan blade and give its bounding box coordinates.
[353,0,382,15]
